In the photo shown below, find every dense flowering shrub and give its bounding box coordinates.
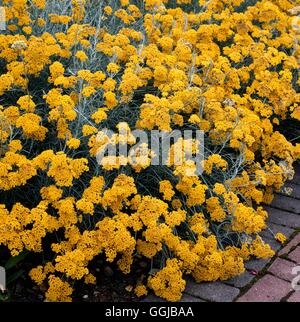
[0,0,300,301]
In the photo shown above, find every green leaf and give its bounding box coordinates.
[0,293,8,302]
[5,251,29,270]
[7,270,25,285]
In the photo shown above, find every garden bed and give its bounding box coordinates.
[0,0,300,302]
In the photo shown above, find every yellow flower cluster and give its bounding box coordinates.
[148,259,186,302]
[0,0,299,302]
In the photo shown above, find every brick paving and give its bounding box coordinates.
[287,291,300,302]
[288,247,300,263]
[236,275,293,302]
[185,279,240,302]
[144,164,300,302]
[267,258,298,282]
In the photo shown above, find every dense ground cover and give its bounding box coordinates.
[0,0,299,302]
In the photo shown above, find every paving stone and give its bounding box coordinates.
[288,247,300,264]
[290,164,300,185]
[180,294,205,302]
[279,233,300,256]
[270,194,300,214]
[244,258,271,272]
[268,258,298,282]
[262,236,283,252]
[224,271,255,288]
[142,294,166,302]
[143,291,206,303]
[260,222,294,242]
[264,206,300,229]
[237,274,292,302]
[287,291,300,302]
[185,279,239,302]
[279,183,300,200]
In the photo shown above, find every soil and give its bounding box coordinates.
[0,254,145,302]
[72,259,145,302]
